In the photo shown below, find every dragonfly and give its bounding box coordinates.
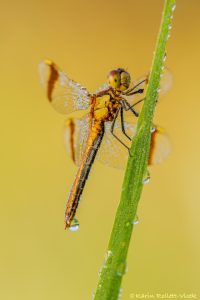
[39,59,171,230]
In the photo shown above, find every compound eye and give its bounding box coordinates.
[107,70,121,89]
[121,71,131,89]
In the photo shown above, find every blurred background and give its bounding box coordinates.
[1,0,200,299]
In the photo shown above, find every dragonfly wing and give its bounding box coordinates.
[159,68,173,98]
[148,126,171,165]
[124,68,173,106]
[96,120,136,169]
[63,114,90,166]
[94,82,109,94]
[96,121,171,169]
[39,59,90,114]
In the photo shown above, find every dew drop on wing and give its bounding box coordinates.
[69,218,79,232]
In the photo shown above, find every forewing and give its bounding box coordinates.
[63,114,90,166]
[39,59,90,114]
[94,82,109,94]
[124,68,173,106]
[97,121,171,169]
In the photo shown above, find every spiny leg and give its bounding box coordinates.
[131,97,145,107]
[120,107,131,141]
[122,99,139,117]
[125,88,144,96]
[110,108,132,156]
[122,97,146,115]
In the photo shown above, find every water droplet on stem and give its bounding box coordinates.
[143,169,150,184]
[132,215,139,225]
[172,4,176,11]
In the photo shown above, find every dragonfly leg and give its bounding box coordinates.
[131,97,145,107]
[123,78,147,95]
[122,97,146,114]
[111,108,132,156]
[120,107,132,141]
[122,99,139,117]
[125,88,144,96]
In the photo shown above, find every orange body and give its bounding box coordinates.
[65,119,104,228]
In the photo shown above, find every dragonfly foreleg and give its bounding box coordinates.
[131,97,145,108]
[125,88,144,96]
[120,107,132,141]
[121,99,139,117]
[111,108,132,156]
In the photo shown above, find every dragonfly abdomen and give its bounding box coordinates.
[65,123,104,229]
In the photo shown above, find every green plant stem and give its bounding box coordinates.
[93,0,176,299]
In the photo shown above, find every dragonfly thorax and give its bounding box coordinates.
[93,93,121,123]
[107,68,131,92]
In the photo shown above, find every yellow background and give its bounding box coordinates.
[1,0,200,299]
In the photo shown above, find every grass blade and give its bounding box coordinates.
[94,1,176,299]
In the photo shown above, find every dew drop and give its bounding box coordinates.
[116,262,126,277]
[125,265,129,273]
[168,24,172,30]
[143,170,151,184]
[167,33,171,40]
[69,218,79,232]
[105,250,112,262]
[118,288,123,299]
[132,215,139,225]
[151,126,156,133]
[172,3,176,11]
[101,250,112,270]
[143,177,150,185]
[98,266,102,277]
[157,88,161,93]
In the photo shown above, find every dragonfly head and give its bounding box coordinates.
[107,68,131,91]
